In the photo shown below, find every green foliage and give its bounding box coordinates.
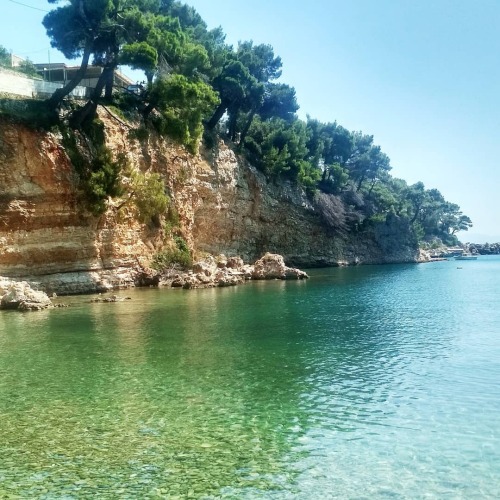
[44,0,110,59]
[113,91,143,121]
[167,204,180,227]
[306,119,353,168]
[120,41,158,73]
[148,74,219,153]
[345,133,391,191]
[207,41,283,140]
[127,169,169,225]
[365,213,386,226]
[43,1,165,112]
[83,149,125,215]
[236,41,282,83]
[161,204,181,237]
[82,117,106,145]
[61,126,125,216]
[177,42,211,77]
[413,222,425,241]
[151,235,192,270]
[0,46,39,78]
[173,235,189,253]
[212,60,255,106]
[244,117,319,187]
[319,163,349,194]
[17,59,39,78]
[259,83,299,122]
[0,45,10,67]
[297,161,322,194]
[37,0,471,244]
[0,99,59,130]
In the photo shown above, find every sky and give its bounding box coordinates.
[2,0,500,242]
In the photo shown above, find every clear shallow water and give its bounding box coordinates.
[0,257,499,498]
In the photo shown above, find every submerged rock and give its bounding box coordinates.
[90,294,132,303]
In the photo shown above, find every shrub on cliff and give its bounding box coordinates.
[119,168,169,226]
[83,149,125,215]
[0,100,59,131]
[61,125,125,216]
[151,236,192,270]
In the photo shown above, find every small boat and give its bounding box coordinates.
[454,253,478,261]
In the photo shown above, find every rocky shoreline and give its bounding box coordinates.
[419,242,500,262]
[0,279,54,311]
[0,253,308,311]
[468,243,500,255]
[0,114,419,290]
[165,253,308,290]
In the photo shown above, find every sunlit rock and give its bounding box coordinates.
[252,253,309,280]
[0,281,53,311]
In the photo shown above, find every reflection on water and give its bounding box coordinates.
[0,284,312,497]
[0,258,500,497]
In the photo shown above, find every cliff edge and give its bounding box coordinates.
[0,110,418,294]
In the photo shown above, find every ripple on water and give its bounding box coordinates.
[0,258,499,497]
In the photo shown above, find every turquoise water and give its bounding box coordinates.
[0,257,499,498]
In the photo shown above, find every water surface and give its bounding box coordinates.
[1,257,499,497]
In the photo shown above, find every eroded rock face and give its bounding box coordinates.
[0,110,205,293]
[0,110,418,295]
[191,144,419,267]
[0,117,160,287]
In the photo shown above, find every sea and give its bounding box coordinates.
[0,256,499,498]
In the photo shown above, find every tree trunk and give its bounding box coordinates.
[356,173,366,192]
[71,65,114,128]
[238,108,257,146]
[104,69,114,100]
[206,101,227,130]
[367,178,377,196]
[46,42,92,109]
[142,102,155,120]
[228,108,238,142]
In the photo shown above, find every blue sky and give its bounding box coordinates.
[2,0,499,242]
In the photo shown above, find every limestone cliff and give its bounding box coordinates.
[0,110,418,294]
[192,143,417,267]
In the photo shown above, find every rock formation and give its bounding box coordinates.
[252,253,308,280]
[163,252,308,290]
[0,279,53,311]
[0,109,419,295]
